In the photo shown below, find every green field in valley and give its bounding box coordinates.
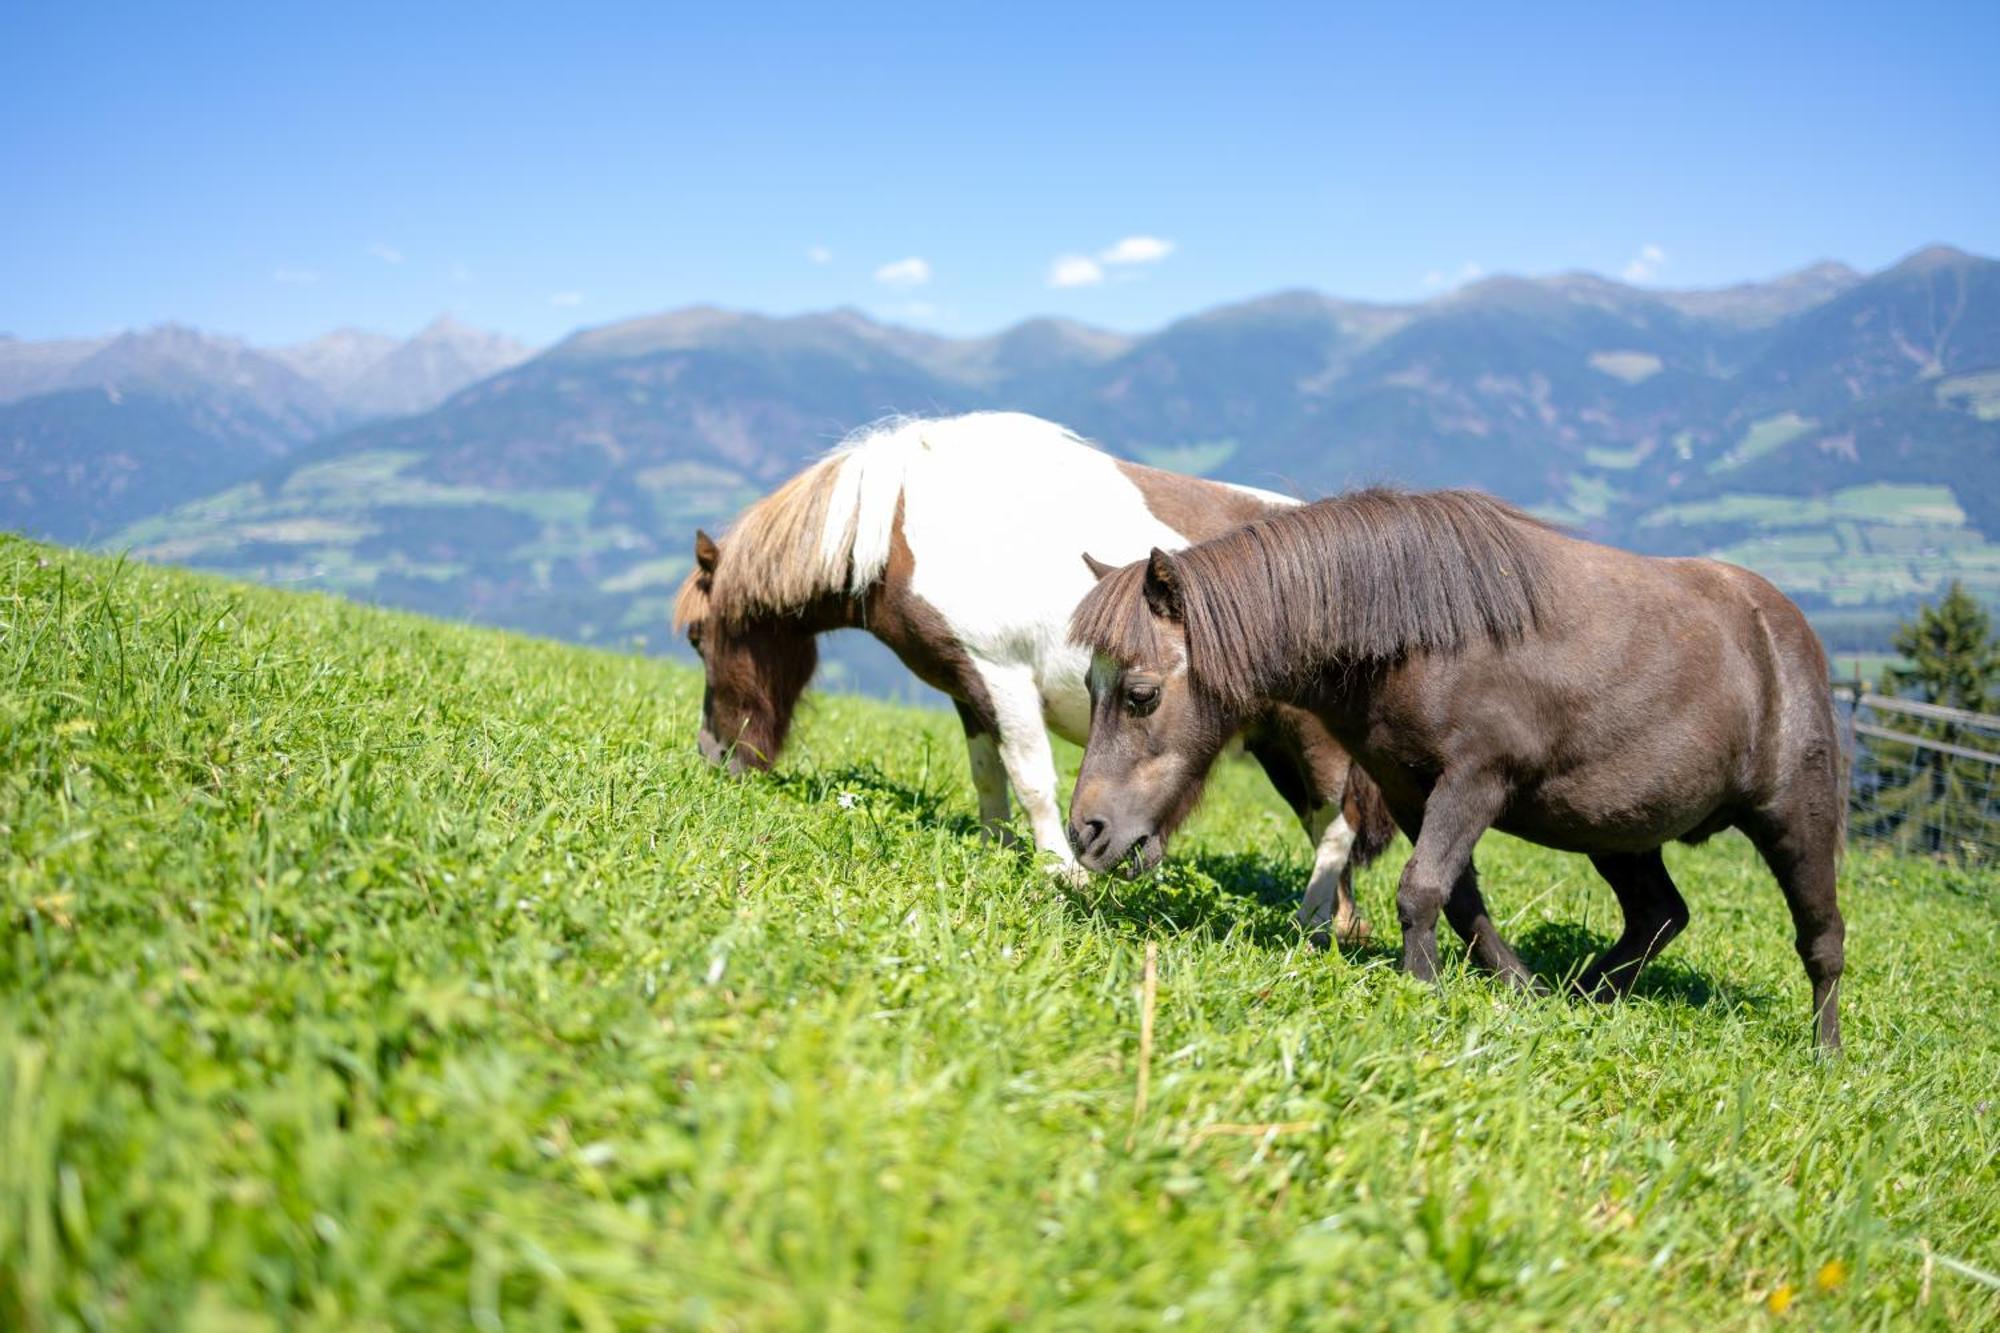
[1639,483,2000,613]
[3,537,1997,1328]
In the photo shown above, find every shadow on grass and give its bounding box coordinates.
[1049,845,1409,961]
[1053,868,1304,950]
[767,761,987,841]
[761,765,1760,1012]
[1513,920,1773,1013]
[1056,851,1773,1015]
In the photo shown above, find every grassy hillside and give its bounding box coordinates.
[3,537,1997,1329]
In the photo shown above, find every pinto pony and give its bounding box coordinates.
[1068,487,1848,1047]
[673,413,1393,937]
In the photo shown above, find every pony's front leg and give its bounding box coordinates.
[966,732,1017,845]
[1397,772,1506,983]
[953,700,1016,846]
[968,660,1084,883]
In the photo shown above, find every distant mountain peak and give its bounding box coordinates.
[412,312,511,344]
[262,317,531,420]
[1789,260,1864,283]
[1891,243,1980,274]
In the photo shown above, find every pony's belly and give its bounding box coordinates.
[1496,769,1738,853]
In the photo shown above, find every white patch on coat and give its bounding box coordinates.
[798,413,1312,888]
[969,657,1079,869]
[813,413,1189,750]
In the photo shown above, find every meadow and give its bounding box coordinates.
[3,535,1997,1329]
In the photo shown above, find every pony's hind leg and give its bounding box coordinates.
[1578,849,1690,1000]
[1744,812,1846,1049]
[1243,714,1369,946]
[1304,807,1367,944]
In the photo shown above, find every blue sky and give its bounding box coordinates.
[6,1,1997,347]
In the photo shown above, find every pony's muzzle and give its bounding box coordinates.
[1067,815,1160,877]
[697,727,757,777]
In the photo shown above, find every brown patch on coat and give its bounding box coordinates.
[1113,458,1280,539]
[861,497,998,734]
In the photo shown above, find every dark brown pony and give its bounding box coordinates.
[1070,487,1848,1047]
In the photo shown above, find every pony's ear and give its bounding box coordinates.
[1142,548,1184,622]
[1081,552,1118,582]
[694,529,721,574]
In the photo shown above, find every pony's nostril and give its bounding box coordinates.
[1082,818,1109,855]
[1070,818,1113,864]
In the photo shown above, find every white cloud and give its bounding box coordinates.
[873,256,931,287]
[1622,243,1667,283]
[549,291,584,308]
[1421,261,1486,292]
[1047,254,1105,288]
[272,266,321,286]
[1099,235,1174,266]
[366,241,405,264]
[806,244,833,264]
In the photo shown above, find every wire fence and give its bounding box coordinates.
[1833,683,2000,865]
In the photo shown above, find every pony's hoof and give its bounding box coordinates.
[1045,859,1092,888]
[1333,916,1372,946]
[1568,973,1619,1004]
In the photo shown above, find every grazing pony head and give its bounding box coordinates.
[1067,488,1553,875]
[674,455,862,774]
[1064,550,1237,875]
[673,529,820,774]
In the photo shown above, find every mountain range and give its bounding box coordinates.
[0,317,531,542]
[6,244,1997,690]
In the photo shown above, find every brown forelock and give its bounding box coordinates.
[1068,557,1167,667]
[698,454,852,629]
[671,568,711,632]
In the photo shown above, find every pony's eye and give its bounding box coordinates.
[1124,680,1160,715]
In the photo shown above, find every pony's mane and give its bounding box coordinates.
[1071,487,1558,711]
[673,415,973,630]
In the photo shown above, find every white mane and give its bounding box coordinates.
[816,412,1100,596]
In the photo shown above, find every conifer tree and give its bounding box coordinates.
[1865,582,2000,858]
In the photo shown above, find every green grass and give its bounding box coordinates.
[3,537,1998,1329]
[1638,484,2000,612]
[1936,371,2000,422]
[1642,484,1967,532]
